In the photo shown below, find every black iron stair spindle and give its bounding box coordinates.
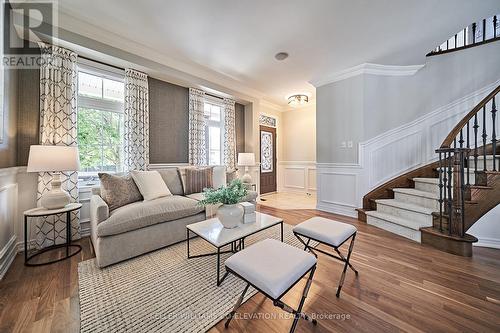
[466,121,470,185]
[438,151,444,232]
[447,151,453,235]
[474,113,479,184]
[482,106,488,171]
[492,96,497,171]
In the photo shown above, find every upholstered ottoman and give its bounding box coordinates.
[224,238,317,333]
[293,217,358,297]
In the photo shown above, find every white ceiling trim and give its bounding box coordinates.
[309,63,425,88]
[260,99,286,112]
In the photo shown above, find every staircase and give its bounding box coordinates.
[358,85,500,256]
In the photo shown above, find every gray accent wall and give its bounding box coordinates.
[148,76,246,164]
[317,41,500,164]
[148,77,190,164]
[235,102,245,155]
[16,69,40,166]
[0,69,19,168]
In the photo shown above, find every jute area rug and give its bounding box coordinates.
[78,223,307,332]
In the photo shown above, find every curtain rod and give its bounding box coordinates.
[78,55,125,71]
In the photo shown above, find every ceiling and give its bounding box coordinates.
[55,0,500,106]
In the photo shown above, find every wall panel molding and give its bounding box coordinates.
[278,161,316,194]
[317,80,499,218]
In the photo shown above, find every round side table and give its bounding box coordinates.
[24,203,83,266]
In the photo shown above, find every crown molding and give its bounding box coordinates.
[310,63,425,88]
[260,99,286,112]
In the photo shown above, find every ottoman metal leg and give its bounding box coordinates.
[336,233,356,297]
[225,283,250,328]
[287,265,317,333]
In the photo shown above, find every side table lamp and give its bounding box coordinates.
[238,153,255,184]
[27,145,80,209]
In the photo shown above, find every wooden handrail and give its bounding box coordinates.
[441,85,500,148]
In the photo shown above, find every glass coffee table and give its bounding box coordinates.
[186,212,283,286]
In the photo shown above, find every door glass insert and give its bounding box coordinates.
[261,131,273,173]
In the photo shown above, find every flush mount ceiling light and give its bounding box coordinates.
[274,52,289,60]
[287,94,309,106]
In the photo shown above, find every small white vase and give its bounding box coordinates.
[217,204,244,229]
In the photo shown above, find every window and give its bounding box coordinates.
[204,101,224,165]
[77,66,125,176]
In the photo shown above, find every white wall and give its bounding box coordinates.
[314,41,500,229]
[469,204,500,249]
[279,103,317,194]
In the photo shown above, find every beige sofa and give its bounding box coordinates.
[90,166,257,267]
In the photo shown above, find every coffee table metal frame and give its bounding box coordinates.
[186,214,284,286]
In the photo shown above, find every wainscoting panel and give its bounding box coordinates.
[317,80,500,219]
[0,182,18,280]
[278,161,316,194]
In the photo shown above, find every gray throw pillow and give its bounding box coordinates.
[156,169,184,195]
[98,173,143,211]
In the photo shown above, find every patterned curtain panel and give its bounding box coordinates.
[223,98,236,170]
[188,88,207,166]
[36,43,80,249]
[124,69,149,171]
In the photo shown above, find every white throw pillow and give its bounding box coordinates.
[212,166,226,189]
[131,170,172,201]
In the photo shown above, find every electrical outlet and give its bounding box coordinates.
[347,141,353,148]
[341,141,347,148]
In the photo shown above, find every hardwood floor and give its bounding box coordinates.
[1,206,499,332]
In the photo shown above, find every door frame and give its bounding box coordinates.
[259,125,277,195]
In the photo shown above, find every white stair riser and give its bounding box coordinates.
[367,216,421,243]
[414,181,439,194]
[394,192,439,210]
[376,203,433,226]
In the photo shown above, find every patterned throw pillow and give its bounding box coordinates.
[98,173,143,211]
[226,169,239,185]
[184,167,213,195]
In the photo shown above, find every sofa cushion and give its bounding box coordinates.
[98,173,143,212]
[184,167,213,195]
[97,195,204,237]
[131,170,172,201]
[212,166,226,189]
[156,168,184,195]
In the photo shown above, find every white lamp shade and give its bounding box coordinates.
[238,153,255,166]
[27,145,80,173]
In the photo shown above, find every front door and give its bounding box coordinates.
[260,125,277,194]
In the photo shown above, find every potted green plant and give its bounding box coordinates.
[199,179,248,229]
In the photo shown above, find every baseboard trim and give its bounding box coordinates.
[0,235,17,280]
[316,202,358,218]
[473,237,500,249]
